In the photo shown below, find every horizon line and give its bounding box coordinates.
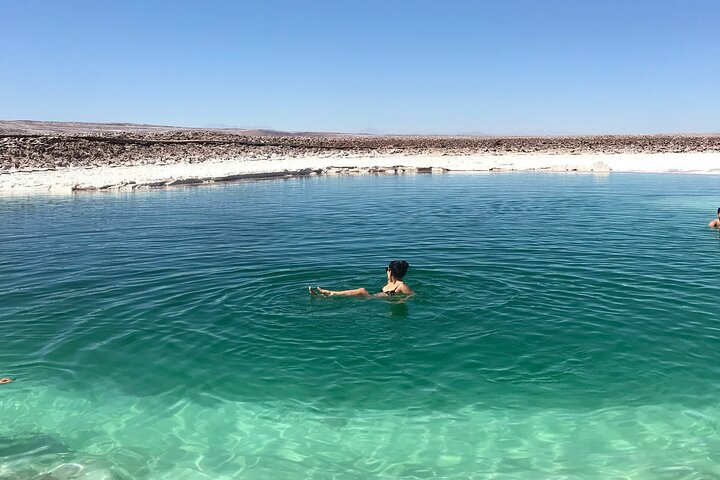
[1,119,719,138]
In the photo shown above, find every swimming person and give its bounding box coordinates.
[309,260,414,297]
[709,208,720,228]
[0,377,12,384]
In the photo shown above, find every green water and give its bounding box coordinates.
[2,173,720,479]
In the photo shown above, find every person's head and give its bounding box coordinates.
[716,207,720,218]
[386,260,409,281]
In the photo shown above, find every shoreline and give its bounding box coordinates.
[2,152,720,193]
[2,121,720,193]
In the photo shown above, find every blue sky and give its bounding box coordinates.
[1,0,718,134]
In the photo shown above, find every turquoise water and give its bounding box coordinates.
[2,173,720,479]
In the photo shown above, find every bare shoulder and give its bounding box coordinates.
[398,282,414,294]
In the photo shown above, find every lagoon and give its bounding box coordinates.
[2,173,720,479]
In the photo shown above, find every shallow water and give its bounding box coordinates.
[2,173,720,479]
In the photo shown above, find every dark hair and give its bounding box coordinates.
[717,207,720,214]
[388,260,410,280]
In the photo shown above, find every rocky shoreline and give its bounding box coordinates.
[3,121,720,173]
[1,121,720,192]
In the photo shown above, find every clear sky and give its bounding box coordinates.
[1,0,719,134]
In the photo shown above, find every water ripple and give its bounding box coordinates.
[2,174,720,478]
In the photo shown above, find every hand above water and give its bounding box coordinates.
[0,377,13,384]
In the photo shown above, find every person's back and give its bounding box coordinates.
[709,208,720,228]
[378,261,413,296]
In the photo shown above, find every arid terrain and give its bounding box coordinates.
[2,121,720,173]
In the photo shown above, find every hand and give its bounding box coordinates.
[0,377,13,384]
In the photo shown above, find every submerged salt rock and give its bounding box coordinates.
[592,161,612,172]
[45,462,84,479]
[77,468,117,480]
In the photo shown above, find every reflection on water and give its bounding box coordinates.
[2,173,720,479]
[388,301,409,318]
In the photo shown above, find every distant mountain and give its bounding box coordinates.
[201,122,277,130]
[202,123,239,129]
[0,120,188,135]
[0,120,346,137]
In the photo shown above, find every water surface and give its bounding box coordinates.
[2,173,720,479]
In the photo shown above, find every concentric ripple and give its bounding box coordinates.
[2,173,720,479]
